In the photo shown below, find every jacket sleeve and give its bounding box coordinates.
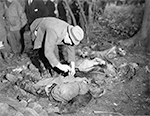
[44,29,59,67]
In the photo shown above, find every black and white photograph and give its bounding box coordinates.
[0,0,149,115]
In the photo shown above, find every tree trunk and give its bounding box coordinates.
[134,0,150,52]
[139,0,150,39]
[64,0,89,43]
[120,0,150,52]
[63,0,77,26]
[76,0,87,26]
[88,1,93,24]
[76,0,89,43]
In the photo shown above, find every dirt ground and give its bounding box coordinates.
[0,44,149,116]
[0,29,149,116]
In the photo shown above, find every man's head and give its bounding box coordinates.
[64,25,84,46]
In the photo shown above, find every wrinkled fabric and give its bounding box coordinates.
[30,17,75,66]
[7,30,22,54]
[44,75,89,102]
[76,58,105,72]
[5,0,27,31]
[0,2,11,53]
[0,2,6,42]
[51,82,80,102]
[0,22,6,42]
[25,0,49,25]
[51,80,89,102]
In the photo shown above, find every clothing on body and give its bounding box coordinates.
[57,0,67,22]
[30,17,75,67]
[25,0,49,25]
[43,0,56,17]
[4,0,27,54]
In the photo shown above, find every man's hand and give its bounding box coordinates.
[56,63,71,72]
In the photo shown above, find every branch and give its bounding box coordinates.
[63,0,77,26]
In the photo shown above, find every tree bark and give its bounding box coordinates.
[120,0,150,52]
[88,1,94,24]
[76,0,87,26]
[76,0,89,43]
[132,0,150,53]
[64,0,89,43]
[139,0,150,40]
[63,0,77,26]
[64,0,77,25]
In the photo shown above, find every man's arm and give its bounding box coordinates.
[44,29,59,67]
[45,29,71,73]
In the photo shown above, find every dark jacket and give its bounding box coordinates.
[44,0,56,17]
[30,17,75,66]
[5,0,27,31]
[57,1,67,22]
[25,0,49,25]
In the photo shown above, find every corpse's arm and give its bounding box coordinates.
[44,30,59,67]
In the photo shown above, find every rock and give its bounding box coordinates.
[39,109,48,116]
[0,103,9,115]
[17,74,23,80]
[27,102,48,116]
[29,64,38,71]
[15,111,24,116]
[90,87,105,98]
[32,72,41,81]
[26,70,42,81]
[23,107,39,116]
[8,107,17,116]
[28,102,43,114]
[33,78,54,88]
[12,65,27,73]
[5,73,18,82]
[18,88,27,96]
[46,104,59,114]
[33,105,43,114]
[19,100,28,107]
[38,98,49,108]
[1,79,8,83]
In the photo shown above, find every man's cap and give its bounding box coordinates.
[68,25,84,45]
